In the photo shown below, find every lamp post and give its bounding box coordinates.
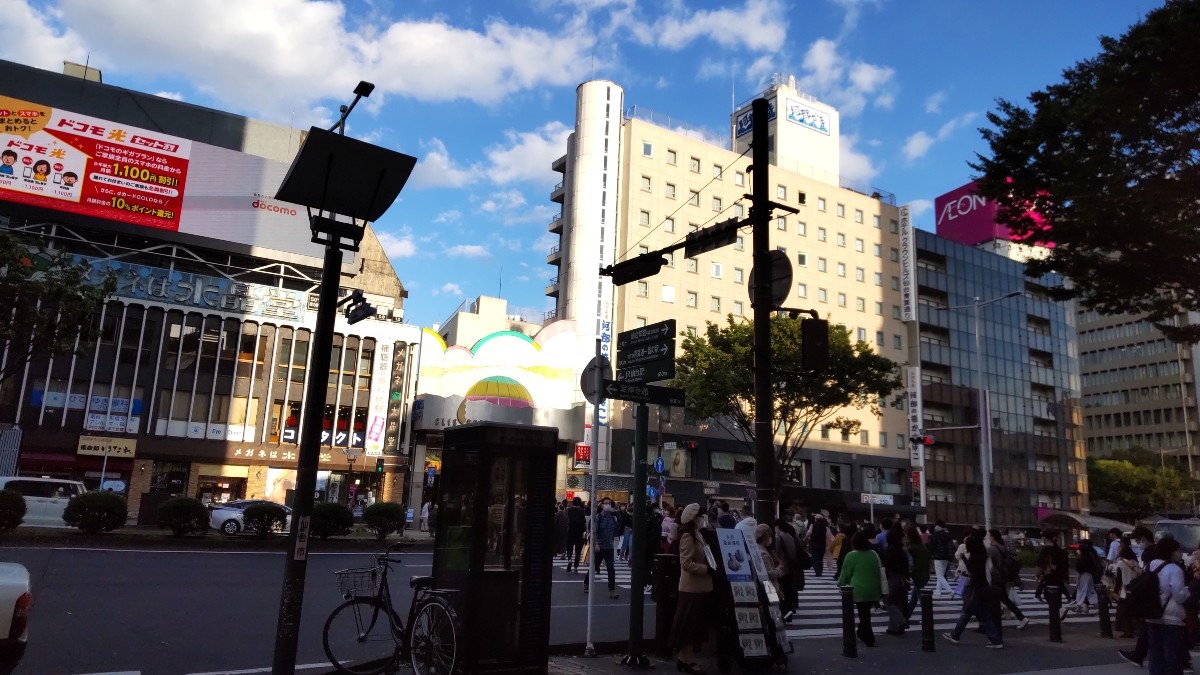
[343,448,361,508]
[269,82,416,675]
[936,290,1020,531]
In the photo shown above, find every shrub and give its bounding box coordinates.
[0,490,26,531]
[63,491,127,534]
[363,502,406,541]
[242,502,288,538]
[157,496,210,537]
[311,502,354,540]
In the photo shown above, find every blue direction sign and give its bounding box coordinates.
[654,455,666,474]
[647,486,658,500]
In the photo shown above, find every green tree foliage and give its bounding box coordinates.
[62,491,127,534]
[156,496,210,537]
[673,315,901,489]
[311,502,355,540]
[363,502,406,541]
[971,0,1200,342]
[0,489,26,531]
[1087,448,1194,520]
[242,502,288,538]
[0,229,116,386]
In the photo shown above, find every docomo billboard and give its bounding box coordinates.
[0,95,329,265]
[934,180,1005,247]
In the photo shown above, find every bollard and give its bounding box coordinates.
[1096,583,1114,638]
[920,588,935,652]
[841,586,858,658]
[1047,584,1064,643]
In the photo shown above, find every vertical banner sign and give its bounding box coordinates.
[911,470,923,509]
[905,365,924,467]
[596,297,613,470]
[574,443,591,469]
[899,205,916,322]
[383,342,408,455]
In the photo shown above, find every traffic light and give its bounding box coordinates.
[801,318,830,372]
[341,289,378,325]
[909,434,935,446]
[375,458,384,473]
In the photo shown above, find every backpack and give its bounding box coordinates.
[1000,549,1021,585]
[1125,563,1169,620]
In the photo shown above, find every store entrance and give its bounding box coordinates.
[326,472,381,518]
[196,477,247,505]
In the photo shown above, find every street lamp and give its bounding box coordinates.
[269,81,416,675]
[343,448,362,508]
[934,290,1020,532]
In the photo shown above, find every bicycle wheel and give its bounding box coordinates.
[323,598,401,675]
[409,597,459,675]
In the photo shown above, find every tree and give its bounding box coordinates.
[971,0,1200,342]
[0,230,116,386]
[1087,448,1195,520]
[673,315,901,494]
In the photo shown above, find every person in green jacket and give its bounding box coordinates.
[905,524,932,621]
[837,530,884,647]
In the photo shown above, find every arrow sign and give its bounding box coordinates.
[602,380,686,407]
[654,456,666,474]
[616,341,674,369]
[617,319,676,350]
[616,357,676,384]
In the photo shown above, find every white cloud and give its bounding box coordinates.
[376,230,417,258]
[445,244,490,258]
[796,39,895,117]
[515,275,531,282]
[480,190,527,213]
[745,55,775,84]
[408,138,479,190]
[155,91,184,101]
[830,0,883,39]
[840,134,880,185]
[908,199,934,217]
[435,282,463,297]
[901,131,935,162]
[618,0,787,52]
[924,91,946,114]
[484,121,571,185]
[0,3,87,71]
[936,112,978,140]
[434,210,462,224]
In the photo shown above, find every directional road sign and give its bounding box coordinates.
[616,357,675,384]
[616,341,674,369]
[617,319,676,350]
[580,355,613,406]
[654,456,666,474]
[601,380,686,407]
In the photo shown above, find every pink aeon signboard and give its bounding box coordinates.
[934,180,1006,246]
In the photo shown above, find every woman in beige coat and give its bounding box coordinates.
[670,503,712,674]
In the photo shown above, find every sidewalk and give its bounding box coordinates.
[1,523,434,549]
[548,624,1147,675]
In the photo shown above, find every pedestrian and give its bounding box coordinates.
[1106,527,1124,565]
[836,522,857,576]
[1113,543,1141,638]
[1066,538,1101,615]
[905,525,931,623]
[755,524,786,605]
[988,528,1029,629]
[881,527,910,635]
[669,503,712,675]
[806,511,831,577]
[553,501,569,559]
[583,497,620,599]
[428,502,438,532]
[943,530,1003,648]
[618,502,633,562]
[930,520,956,599]
[565,496,587,572]
[1142,537,1189,675]
[836,530,884,647]
[716,501,736,529]
[661,507,679,552]
[1035,530,1070,605]
[420,500,430,532]
[774,520,803,622]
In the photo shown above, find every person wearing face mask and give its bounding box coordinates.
[1141,538,1190,675]
[670,503,713,675]
[583,498,620,599]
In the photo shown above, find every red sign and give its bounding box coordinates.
[911,470,922,489]
[565,491,575,501]
[574,443,591,465]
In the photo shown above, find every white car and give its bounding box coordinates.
[208,500,292,536]
[0,477,86,528]
[0,563,30,664]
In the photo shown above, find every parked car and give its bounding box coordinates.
[0,563,30,665]
[0,477,86,528]
[208,500,292,536]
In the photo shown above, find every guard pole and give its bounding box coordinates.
[1047,584,1064,643]
[921,588,935,652]
[1097,583,1113,638]
[749,97,776,526]
[622,402,651,667]
[841,586,858,657]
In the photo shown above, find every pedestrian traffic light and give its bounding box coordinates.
[801,318,829,372]
[909,434,935,445]
[375,458,384,473]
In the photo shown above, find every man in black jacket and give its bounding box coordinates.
[565,496,586,572]
[930,520,956,598]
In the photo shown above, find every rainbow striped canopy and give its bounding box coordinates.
[464,376,534,408]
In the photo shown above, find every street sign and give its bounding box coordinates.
[654,456,666,474]
[580,355,613,406]
[616,357,675,384]
[662,442,677,450]
[747,249,794,310]
[616,341,674,369]
[601,380,686,407]
[647,486,658,500]
[617,319,676,350]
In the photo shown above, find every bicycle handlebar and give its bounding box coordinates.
[375,541,407,565]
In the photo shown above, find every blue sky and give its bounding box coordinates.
[2,0,1157,329]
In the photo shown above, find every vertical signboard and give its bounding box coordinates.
[382,341,408,456]
[906,365,924,467]
[899,205,916,322]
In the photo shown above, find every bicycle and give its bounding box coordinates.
[323,542,459,675]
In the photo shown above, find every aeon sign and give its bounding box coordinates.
[933,180,1005,246]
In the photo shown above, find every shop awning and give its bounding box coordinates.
[1038,510,1133,534]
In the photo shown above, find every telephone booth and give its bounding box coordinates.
[433,422,559,674]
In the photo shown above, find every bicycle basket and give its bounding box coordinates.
[335,566,382,598]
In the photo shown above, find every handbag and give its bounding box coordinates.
[581,541,591,564]
[875,551,889,595]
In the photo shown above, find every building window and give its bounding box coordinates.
[712,197,722,212]
[733,301,743,317]
[876,331,884,346]
[736,236,745,251]
[797,283,807,298]
[642,142,653,157]
[818,288,828,303]
[836,203,845,218]
[689,157,700,172]
[639,210,650,226]
[874,272,883,286]
[818,227,827,242]
[873,215,881,228]
[735,203,745,217]
[855,238,864,252]
[734,268,744,283]
[687,258,698,273]
[854,209,864,223]
[797,253,807,267]
[838,293,847,307]
[686,292,698,308]
[662,285,675,303]
[735,172,745,186]
[892,305,901,319]
[837,263,846,277]
[890,248,900,262]
[855,267,865,282]
[856,297,865,311]
[821,425,830,440]
[636,281,648,297]
[874,243,882,256]
[777,185,787,199]
[776,216,787,231]
[890,219,899,233]
[893,334,903,350]
[818,197,826,212]
[665,217,675,232]
[636,316,648,327]
[879,431,888,448]
[689,191,700,206]
[891,276,900,290]
[666,183,676,199]
[837,233,846,247]
[640,175,651,192]
[776,245,786,254]
[797,221,807,236]
[638,245,649,255]
[664,251,675,267]
[710,296,721,312]
[860,430,869,445]
[686,326,698,336]
[667,149,677,165]
[818,258,827,272]
[713,164,723,178]
[875,301,883,315]
[711,262,723,278]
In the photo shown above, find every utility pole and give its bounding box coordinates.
[750,98,776,526]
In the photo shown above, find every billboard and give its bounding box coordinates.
[934,180,1004,246]
[0,95,328,264]
[898,205,916,322]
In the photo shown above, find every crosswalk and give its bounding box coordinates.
[553,553,637,589]
[785,567,1104,640]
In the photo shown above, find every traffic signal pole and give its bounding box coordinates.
[750,98,776,526]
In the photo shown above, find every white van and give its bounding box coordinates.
[0,477,86,528]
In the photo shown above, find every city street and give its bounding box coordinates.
[0,546,653,675]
